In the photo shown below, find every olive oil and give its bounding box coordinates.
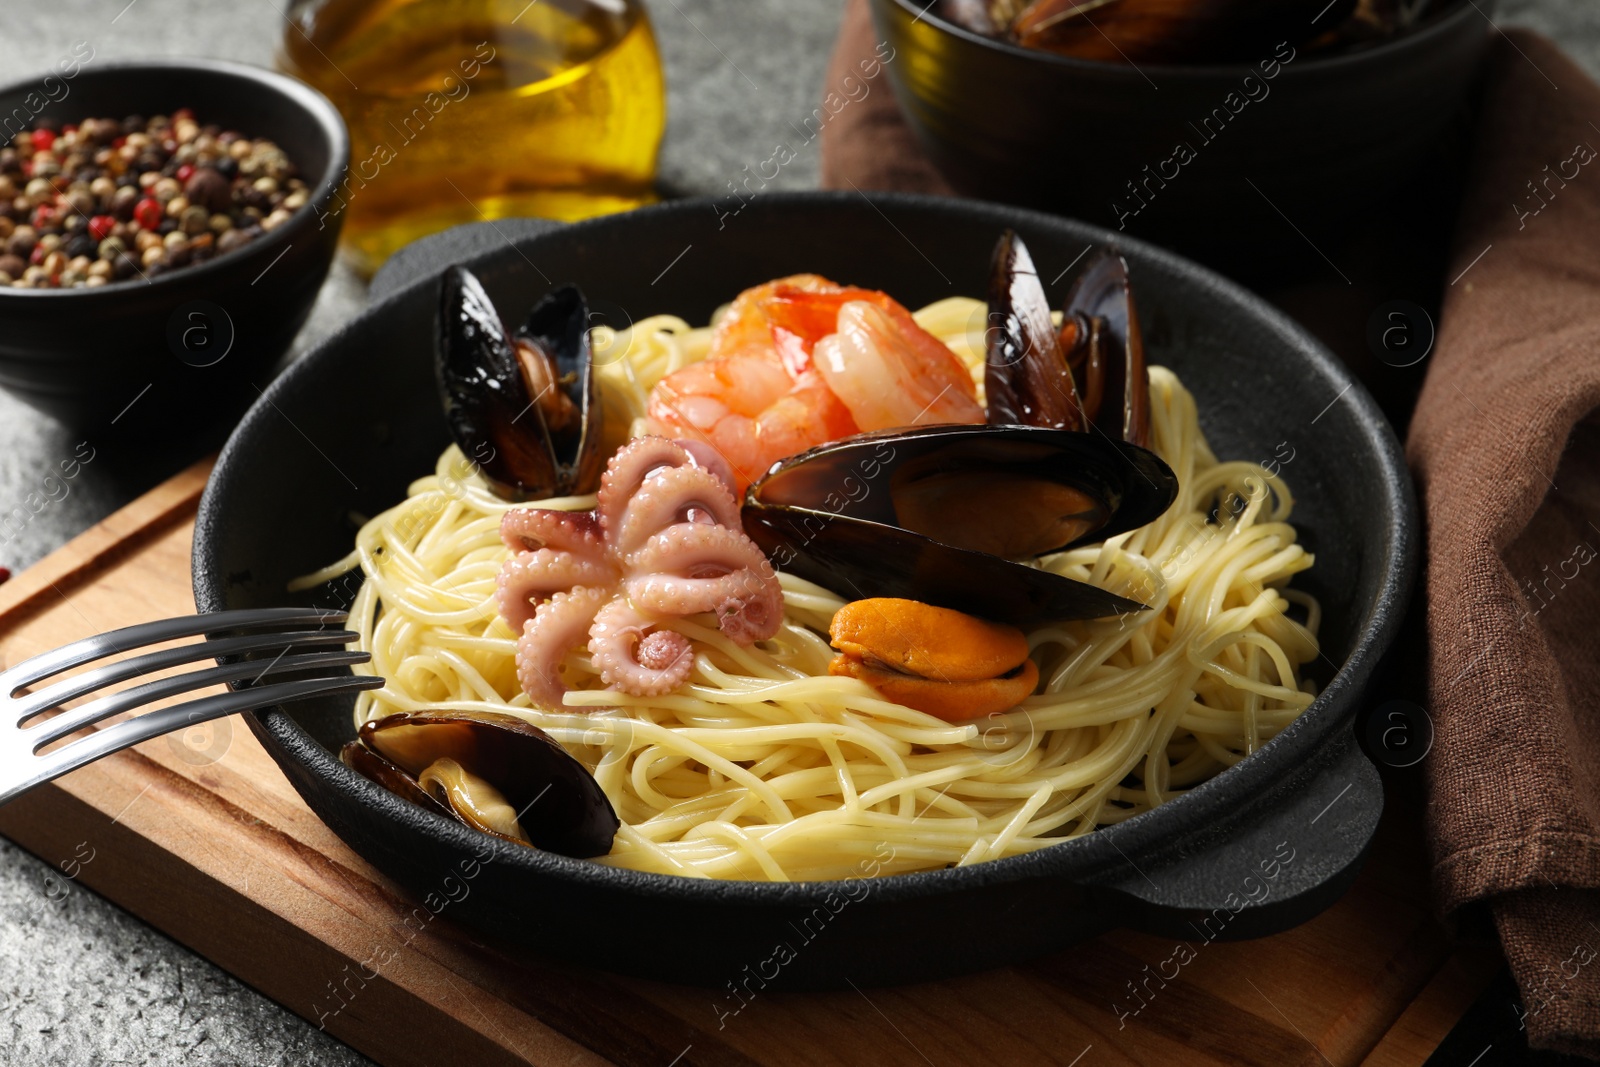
[279,0,665,274]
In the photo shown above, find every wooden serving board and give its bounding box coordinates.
[0,460,1496,1067]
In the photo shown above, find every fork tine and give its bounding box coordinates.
[26,650,373,750]
[12,629,360,727]
[0,607,347,695]
[2,673,386,808]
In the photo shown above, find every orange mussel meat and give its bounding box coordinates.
[828,598,1040,721]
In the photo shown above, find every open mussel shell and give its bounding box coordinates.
[340,739,454,820]
[987,232,1150,448]
[1009,0,1358,63]
[742,425,1176,625]
[350,710,619,858]
[1064,247,1149,447]
[985,230,1087,433]
[436,267,603,501]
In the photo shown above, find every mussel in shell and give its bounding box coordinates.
[1064,246,1149,447]
[954,0,1359,62]
[341,710,619,858]
[986,231,1148,447]
[437,267,604,501]
[741,424,1176,625]
[985,230,1087,433]
[340,736,455,821]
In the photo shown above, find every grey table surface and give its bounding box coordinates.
[0,1,1596,1065]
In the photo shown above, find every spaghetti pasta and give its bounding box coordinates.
[295,297,1320,882]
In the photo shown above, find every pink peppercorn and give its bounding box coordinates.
[133,197,163,230]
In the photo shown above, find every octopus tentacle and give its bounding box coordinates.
[496,548,618,632]
[625,570,746,618]
[516,585,612,709]
[500,508,605,557]
[608,464,742,559]
[673,438,738,494]
[587,598,695,696]
[624,526,782,645]
[596,437,695,543]
[713,581,785,645]
[625,569,783,645]
[626,522,774,582]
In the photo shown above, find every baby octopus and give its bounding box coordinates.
[495,436,784,706]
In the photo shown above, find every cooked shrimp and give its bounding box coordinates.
[708,274,841,367]
[812,300,985,430]
[647,275,982,492]
[648,350,858,492]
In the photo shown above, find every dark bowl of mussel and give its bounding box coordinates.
[0,58,349,430]
[872,0,1492,274]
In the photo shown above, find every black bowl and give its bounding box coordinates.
[193,193,1416,988]
[0,58,349,429]
[870,0,1492,273]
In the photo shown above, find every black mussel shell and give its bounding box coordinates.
[742,425,1177,625]
[1064,247,1149,448]
[341,739,454,820]
[356,710,619,858]
[436,267,603,501]
[986,230,1087,433]
[745,509,1141,624]
[988,233,1151,448]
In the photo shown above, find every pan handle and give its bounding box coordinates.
[1081,729,1383,940]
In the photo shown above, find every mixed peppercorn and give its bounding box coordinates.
[0,109,307,289]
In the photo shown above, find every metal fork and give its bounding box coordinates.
[0,607,384,806]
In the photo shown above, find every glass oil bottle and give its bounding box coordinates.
[279,0,666,274]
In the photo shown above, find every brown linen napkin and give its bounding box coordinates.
[818,0,950,196]
[823,3,1600,1056]
[1410,31,1600,1059]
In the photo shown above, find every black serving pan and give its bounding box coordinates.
[192,193,1416,988]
